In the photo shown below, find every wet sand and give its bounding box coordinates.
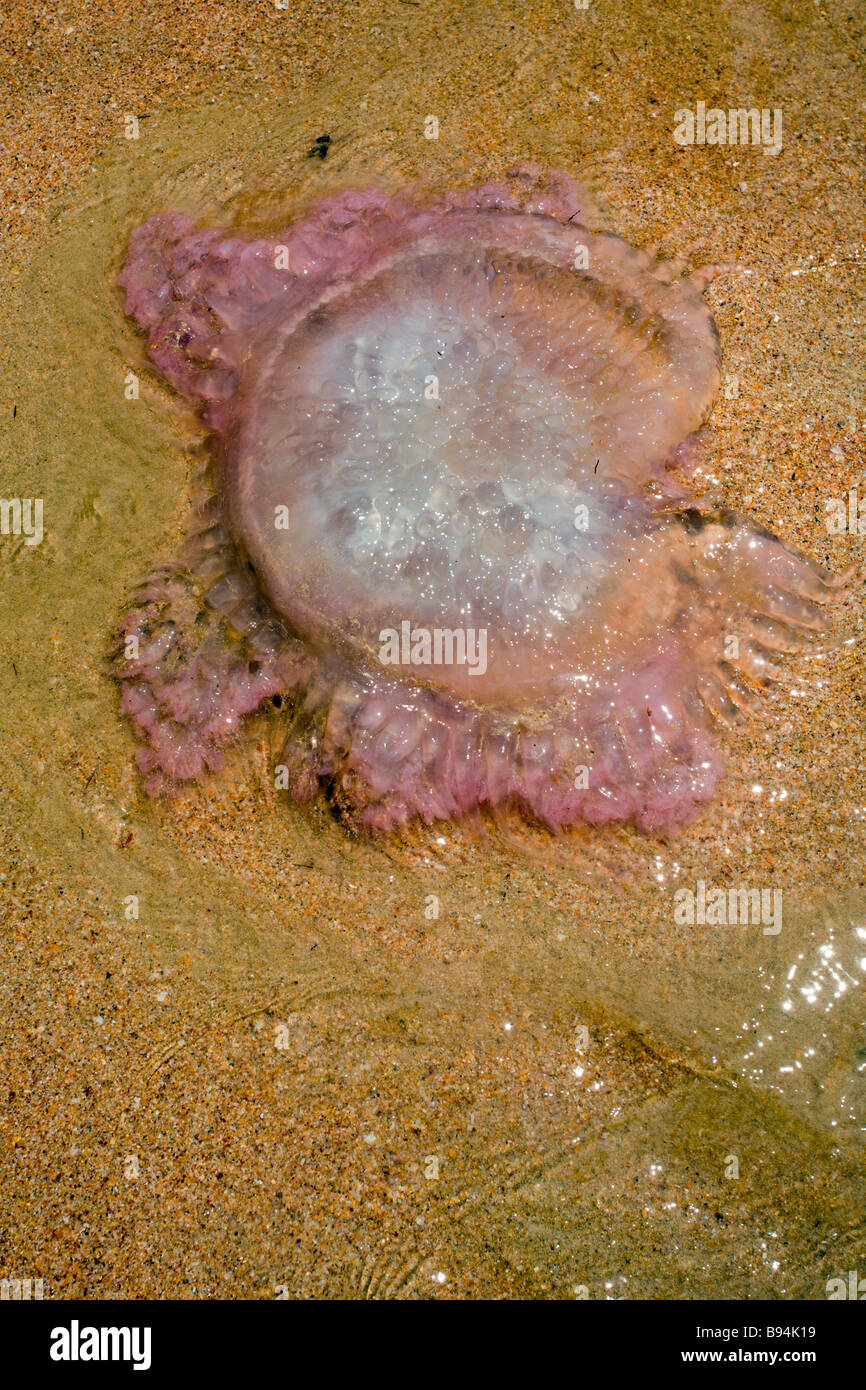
[0,1,864,1298]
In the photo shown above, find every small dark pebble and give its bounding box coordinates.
[307,133,331,159]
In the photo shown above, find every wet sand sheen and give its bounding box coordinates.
[0,1,864,1297]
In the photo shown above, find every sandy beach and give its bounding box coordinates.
[0,0,863,1299]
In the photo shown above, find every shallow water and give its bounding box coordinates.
[1,5,864,1297]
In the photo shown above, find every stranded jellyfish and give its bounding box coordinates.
[112,166,839,831]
